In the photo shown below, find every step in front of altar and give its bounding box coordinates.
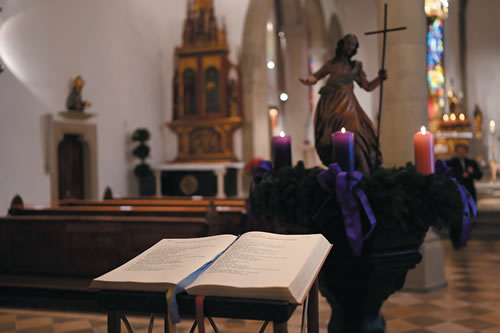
[438,197,500,240]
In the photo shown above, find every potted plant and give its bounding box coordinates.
[132,128,156,196]
[250,161,471,333]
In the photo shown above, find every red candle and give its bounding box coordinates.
[331,127,355,172]
[272,131,292,170]
[414,126,435,174]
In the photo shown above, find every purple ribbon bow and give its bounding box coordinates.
[253,160,273,185]
[316,163,377,256]
[436,160,477,247]
[248,160,273,230]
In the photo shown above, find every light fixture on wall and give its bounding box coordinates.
[269,107,279,136]
[424,0,449,19]
[266,60,275,69]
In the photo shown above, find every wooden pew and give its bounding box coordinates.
[0,195,248,312]
[10,205,212,217]
[9,202,248,235]
[0,214,209,277]
[0,212,209,312]
[2,195,248,277]
[57,198,247,208]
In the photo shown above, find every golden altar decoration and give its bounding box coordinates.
[434,88,473,159]
[168,0,243,162]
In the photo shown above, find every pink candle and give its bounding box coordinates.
[414,126,435,174]
[331,127,355,172]
[272,131,292,170]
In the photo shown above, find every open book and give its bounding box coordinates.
[90,231,332,304]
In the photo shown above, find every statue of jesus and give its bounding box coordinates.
[300,34,387,174]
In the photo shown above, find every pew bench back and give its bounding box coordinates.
[0,215,209,277]
[57,198,247,207]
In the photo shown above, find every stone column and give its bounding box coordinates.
[214,168,226,198]
[240,0,274,191]
[377,0,428,167]
[240,0,273,164]
[278,0,310,165]
[403,228,446,291]
[376,0,446,292]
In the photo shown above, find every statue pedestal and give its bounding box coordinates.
[403,228,446,292]
[321,248,422,333]
[58,111,96,120]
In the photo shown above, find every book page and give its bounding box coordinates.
[187,232,327,292]
[90,234,236,291]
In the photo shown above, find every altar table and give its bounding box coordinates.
[155,162,245,198]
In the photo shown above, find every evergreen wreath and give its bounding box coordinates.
[250,161,466,253]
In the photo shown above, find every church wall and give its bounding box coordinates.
[0,69,51,211]
[0,0,165,211]
[466,0,500,162]
[0,0,250,212]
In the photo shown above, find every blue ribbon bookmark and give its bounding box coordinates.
[167,236,240,324]
[165,289,177,332]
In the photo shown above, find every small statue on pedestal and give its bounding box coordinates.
[66,75,91,112]
[473,104,483,139]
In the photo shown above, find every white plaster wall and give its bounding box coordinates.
[0,68,50,210]
[0,0,249,212]
[466,0,500,162]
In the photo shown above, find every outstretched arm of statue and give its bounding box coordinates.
[357,69,387,92]
[299,75,318,86]
[300,61,330,86]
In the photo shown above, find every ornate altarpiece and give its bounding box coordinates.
[168,0,243,163]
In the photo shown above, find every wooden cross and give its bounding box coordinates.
[365,3,406,169]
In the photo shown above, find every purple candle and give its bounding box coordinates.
[331,127,355,172]
[272,131,292,170]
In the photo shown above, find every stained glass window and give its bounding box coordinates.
[427,17,445,119]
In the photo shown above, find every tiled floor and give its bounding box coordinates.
[1,240,500,332]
